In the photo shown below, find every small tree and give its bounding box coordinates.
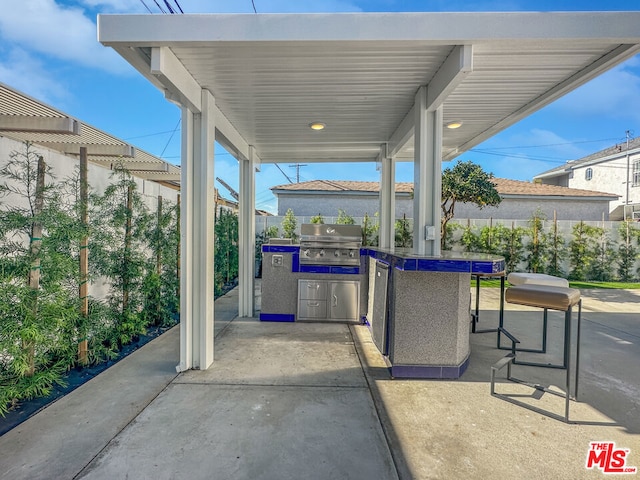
[214,209,239,295]
[617,221,640,282]
[525,209,549,273]
[546,213,566,277]
[568,221,598,281]
[91,166,153,348]
[336,208,355,225]
[441,160,501,249]
[281,208,298,242]
[588,225,616,281]
[498,223,527,273]
[460,221,482,252]
[310,213,324,224]
[362,212,379,247]
[0,142,79,414]
[395,214,412,248]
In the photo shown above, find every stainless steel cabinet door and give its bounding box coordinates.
[298,300,327,320]
[329,281,359,321]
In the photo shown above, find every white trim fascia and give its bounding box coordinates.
[98,12,640,44]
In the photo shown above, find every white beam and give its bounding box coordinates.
[413,87,442,256]
[128,172,181,181]
[213,104,263,165]
[37,143,135,157]
[91,160,169,171]
[238,146,256,318]
[386,106,414,160]
[0,115,80,135]
[426,45,473,111]
[151,47,202,113]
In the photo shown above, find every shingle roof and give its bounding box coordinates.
[535,137,640,177]
[271,178,618,198]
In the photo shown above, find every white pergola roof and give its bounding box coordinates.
[98,12,640,165]
[98,11,640,371]
[0,83,181,187]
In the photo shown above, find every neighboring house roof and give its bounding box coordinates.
[534,137,640,180]
[271,180,413,194]
[272,179,618,200]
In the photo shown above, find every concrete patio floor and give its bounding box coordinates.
[1,283,638,479]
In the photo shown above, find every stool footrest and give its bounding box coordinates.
[491,353,515,372]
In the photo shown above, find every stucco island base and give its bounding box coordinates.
[388,270,471,379]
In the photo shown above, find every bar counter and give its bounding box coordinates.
[260,244,505,379]
[365,248,504,379]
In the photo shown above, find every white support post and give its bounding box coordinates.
[238,146,256,317]
[178,107,194,372]
[379,150,395,250]
[177,89,215,372]
[413,86,443,256]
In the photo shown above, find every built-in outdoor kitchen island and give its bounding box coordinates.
[261,224,505,379]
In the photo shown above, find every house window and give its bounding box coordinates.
[634,160,640,187]
[585,167,593,181]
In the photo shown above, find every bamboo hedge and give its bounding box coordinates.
[0,142,239,415]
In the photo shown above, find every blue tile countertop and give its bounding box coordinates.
[364,247,505,275]
[262,245,505,275]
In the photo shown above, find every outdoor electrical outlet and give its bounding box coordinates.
[425,226,435,241]
[272,255,284,267]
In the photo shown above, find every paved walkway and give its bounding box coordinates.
[1,285,639,479]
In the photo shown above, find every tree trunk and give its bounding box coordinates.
[25,156,45,376]
[78,147,89,365]
[122,185,133,313]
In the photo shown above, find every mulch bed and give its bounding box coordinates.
[0,325,172,437]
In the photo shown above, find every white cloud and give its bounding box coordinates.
[0,0,131,75]
[80,0,146,12]
[0,47,69,104]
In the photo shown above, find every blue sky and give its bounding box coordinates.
[1,0,639,214]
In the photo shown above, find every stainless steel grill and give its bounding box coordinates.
[299,224,362,266]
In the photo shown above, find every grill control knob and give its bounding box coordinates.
[303,249,310,257]
[319,249,325,256]
[349,251,355,257]
[334,250,340,257]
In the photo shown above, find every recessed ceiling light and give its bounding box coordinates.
[446,121,463,129]
[309,122,326,131]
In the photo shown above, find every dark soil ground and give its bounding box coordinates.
[0,279,240,437]
[0,324,173,437]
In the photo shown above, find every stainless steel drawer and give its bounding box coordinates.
[297,300,327,319]
[298,280,327,300]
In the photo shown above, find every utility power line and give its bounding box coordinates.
[274,164,294,184]
[139,0,153,13]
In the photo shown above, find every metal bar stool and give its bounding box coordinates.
[498,273,569,354]
[471,271,505,334]
[491,284,582,422]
